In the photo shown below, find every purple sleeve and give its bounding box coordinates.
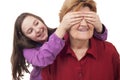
[23,33,65,67]
[93,24,108,40]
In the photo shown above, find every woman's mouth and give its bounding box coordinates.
[78,26,89,32]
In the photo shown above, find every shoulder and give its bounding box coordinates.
[93,38,119,56]
[92,38,119,66]
[103,40,117,53]
[93,37,115,50]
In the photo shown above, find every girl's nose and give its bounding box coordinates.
[34,27,40,33]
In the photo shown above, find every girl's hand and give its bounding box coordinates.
[59,11,83,31]
[81,12,103,33]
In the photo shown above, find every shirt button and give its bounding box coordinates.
[79,72,83,77]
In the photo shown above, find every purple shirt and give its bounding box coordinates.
[94,24,107,40]
[23,26,107,80]
[23,33,65,80]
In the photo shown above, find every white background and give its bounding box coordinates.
[0,0,119,80]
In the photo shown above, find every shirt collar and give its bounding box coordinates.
[64,34,98,59]
[86,38,98,59]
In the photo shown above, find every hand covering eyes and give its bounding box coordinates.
[79,0,86,2]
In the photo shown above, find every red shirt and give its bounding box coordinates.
[41,36,120,80]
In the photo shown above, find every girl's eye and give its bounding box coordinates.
[34,21,39,26]
[27,28,33,34]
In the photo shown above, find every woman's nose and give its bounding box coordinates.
[80,18,87,26]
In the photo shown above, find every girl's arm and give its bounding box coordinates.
[94,24,108,40]
[23,33,65,67]
[23,12,82,67]
[83,12,108,40]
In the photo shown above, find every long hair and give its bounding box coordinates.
[59,0,97,22]
[11,12,56,80]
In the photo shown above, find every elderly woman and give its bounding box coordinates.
[41,0,120,80]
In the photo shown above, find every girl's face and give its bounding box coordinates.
[21,16,48,43]
[69,7,94,40]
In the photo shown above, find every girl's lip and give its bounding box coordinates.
[37,28,44,37]
[39,29,46,39]
[40,33,45,38]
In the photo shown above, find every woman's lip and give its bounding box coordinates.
[79,28,89,31]
[78,26,89,31]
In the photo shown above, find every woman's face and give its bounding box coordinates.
[21,16,48,43]
[69,7,94,40]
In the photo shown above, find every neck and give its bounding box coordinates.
[69,37,89,61]
[70,38,89,50]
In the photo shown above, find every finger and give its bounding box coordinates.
[78,12,97,19]
[78,11,96,15]
[85,19,95,26]
[84,17,96,22]
[68,17,83,26]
